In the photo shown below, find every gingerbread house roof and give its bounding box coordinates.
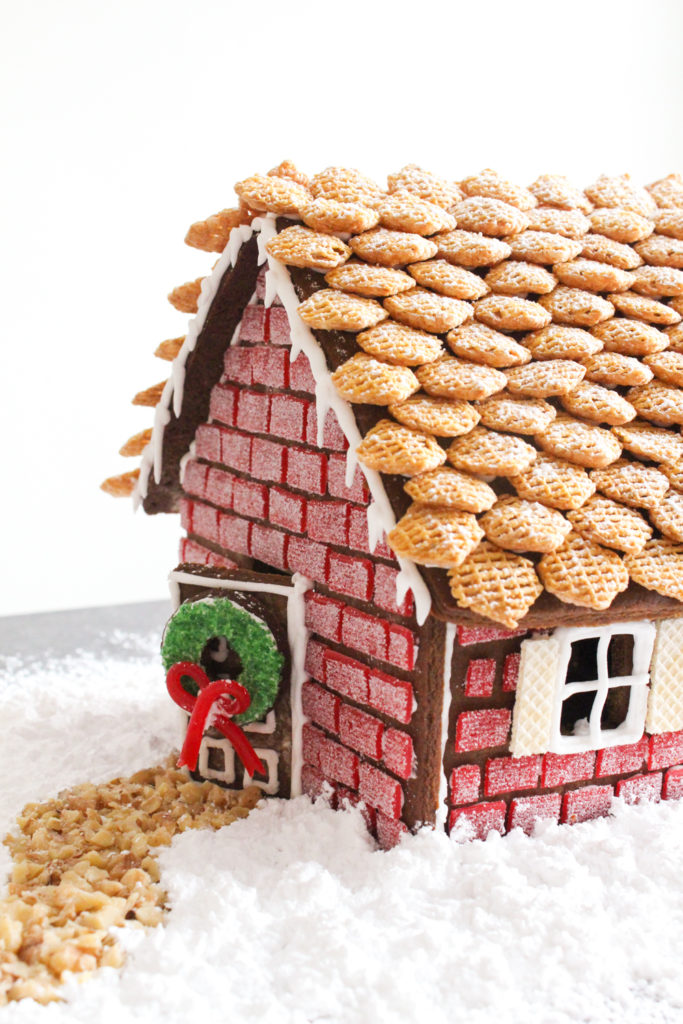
[103,162,683,630]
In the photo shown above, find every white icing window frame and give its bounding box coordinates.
[243,749,280,796]
[549,621,656,754]
[198,735,236,785]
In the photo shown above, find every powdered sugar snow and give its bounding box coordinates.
[2,625,683,1023]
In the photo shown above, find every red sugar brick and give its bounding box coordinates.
[239,306,267,343]
[304,725,359,789]
[304,638,326,682]
[304,592,345,643]
[324,650,369,703]
[302,681,340,735]
[382,729,414,779]
[232,477,267,520]
[183,460,209,499]
[346,507,395,560]
[358,762,404,819]
[306,500,350,548]
[455,709,511,752]
[327,551,374,602]
[287,447,327,495]
[269,488,306,534]
[218,512,251,556]
[542,751,596,788]
[268,306,291,346]
[449,801,507,841]
[347,506,371,551]
[457,625,527,647]
[209,383,238,426]
[205,467,235,509]
[328,455,370,505]
[191,502,220,546]
[562,785,613,825]
[663,765,683,800]
[287,535,329,583]
[342,608,388,662]
[301,765,329,801]
[289,351,316,392]
[465,658,497,698]
[334,786,376,833]
[485,755,541,796]
[502,652,520,692]
[649,731,683,771]
[250,524,288,570]
[255,267,267,302]
[195,424,222,463]
[387,624,418,672]
[179,498,193,533]
[508,794,561,835]
[250,346,289,390]
[376,812,409,850]
[340,705,384,760]
[595,736,648,778]
[219,430,252,474]
[206,550,237,570]
[617,772,662,804]
[236,389,270,434]
[223,346,254,385]
[367,670,413,725]
[269,393,311,444]
[179,538,210,565]
[250,437,286,483]
[450,765,481,806]
[305,406,348,451]
[373,564,414,618]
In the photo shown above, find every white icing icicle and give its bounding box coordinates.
[255,215,432,625]
[141,216,432,625]
[179,441,197,487]
[134,223,256,501]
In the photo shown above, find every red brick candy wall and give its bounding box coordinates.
[446,625,683,840]
[179,271,419,847]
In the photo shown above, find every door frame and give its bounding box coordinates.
[168,568,312,795]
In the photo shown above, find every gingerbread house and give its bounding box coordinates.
[103,163,683,846]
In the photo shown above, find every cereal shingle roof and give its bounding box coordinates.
[105,163,683,628]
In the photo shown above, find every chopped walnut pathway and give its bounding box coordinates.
[0,760,259,1005]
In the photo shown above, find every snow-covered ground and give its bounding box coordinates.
[2,621,683,1023]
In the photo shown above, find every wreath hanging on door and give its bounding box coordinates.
[162,597,284,725]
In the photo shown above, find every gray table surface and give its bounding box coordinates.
[0,601,171,668]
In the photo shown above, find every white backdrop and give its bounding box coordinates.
[2,0,682,616]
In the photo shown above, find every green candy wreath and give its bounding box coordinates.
[161,597,284,725]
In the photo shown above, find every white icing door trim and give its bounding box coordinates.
[168,569,312,796]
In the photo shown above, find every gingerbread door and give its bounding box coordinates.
[164,566,311,798]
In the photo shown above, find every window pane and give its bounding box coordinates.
[560,690,596,736]
[607,634,634,678]
[600,685,631,730]
[207,745,226,773]
[566,637,599,683]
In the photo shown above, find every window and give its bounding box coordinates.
[198,736,236,784]
[550,622,656,754]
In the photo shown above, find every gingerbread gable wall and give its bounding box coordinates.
[175,264,447,842]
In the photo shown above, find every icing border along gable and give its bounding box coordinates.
[138,217,432,625]
[134,224,256,505]
[256,215,432,626]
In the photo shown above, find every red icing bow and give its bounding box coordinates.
[166,661,265,778]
